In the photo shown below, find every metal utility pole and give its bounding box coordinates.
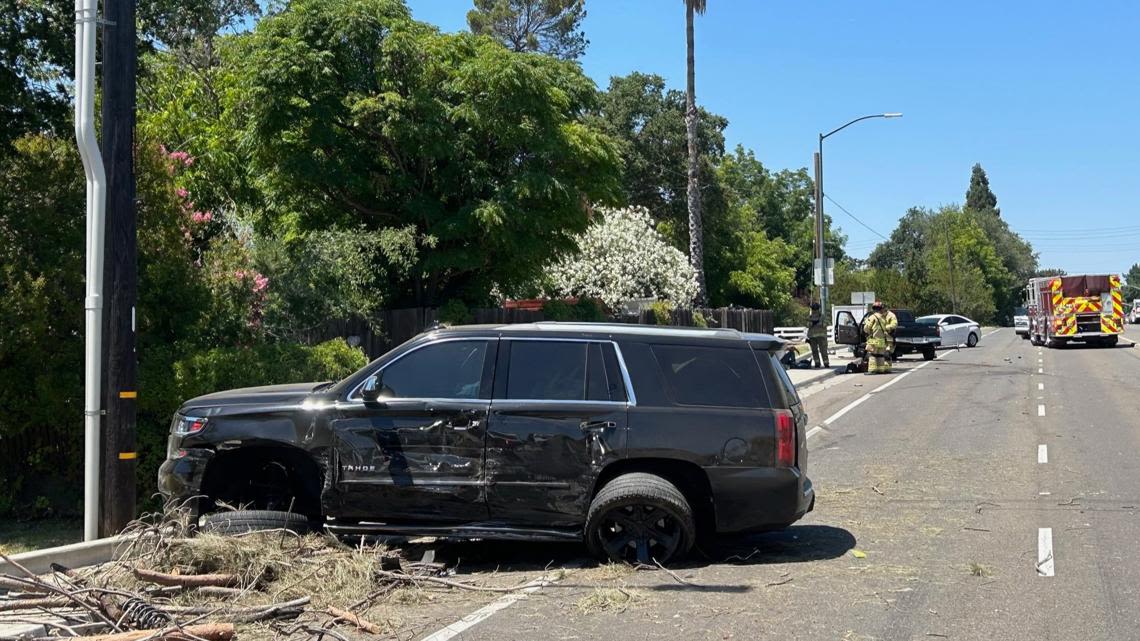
[99,0,138,536]
[815,113,902,323]
[813,150,825,313]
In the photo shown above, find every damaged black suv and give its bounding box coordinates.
[159,323,814,563]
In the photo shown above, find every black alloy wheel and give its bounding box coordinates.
[585,473,696,565]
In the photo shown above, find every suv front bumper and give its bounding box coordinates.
[705,467,814,533]
[157,448,214,501]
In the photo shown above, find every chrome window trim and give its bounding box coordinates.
[343,335,638,406]
[345,337,495,401]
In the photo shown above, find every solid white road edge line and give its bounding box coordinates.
[808,354,950,440]
[983,328,1002,338]
[419,572,564,641]
[1038,444,1048,464]
[1038,404,1046,417]
[1038,528,1055,577]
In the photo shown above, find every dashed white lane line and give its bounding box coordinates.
[1038,368,1044,374]
[419,572,564,641]
[1038,382,1044,391]
[807,353,950,440]
[1038,528,1055,577]
[1038,444,1048,463]
[1038,404,1046,417]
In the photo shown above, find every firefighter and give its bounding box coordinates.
[807,303,830,368]
[862,301,898,374]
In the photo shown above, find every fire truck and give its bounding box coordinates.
[1026,274,1124,348]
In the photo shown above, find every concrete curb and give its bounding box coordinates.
[792,367,841,392]
[0,535,129,578]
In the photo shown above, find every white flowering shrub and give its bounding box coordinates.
[547,206,698,309]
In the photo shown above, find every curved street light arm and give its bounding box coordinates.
[821,113,902,141]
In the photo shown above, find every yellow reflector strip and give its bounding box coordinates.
[119,391,137,399]
[118,452,137,460]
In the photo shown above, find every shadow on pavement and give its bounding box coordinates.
[698,524,856,566]
[374,524,856,577]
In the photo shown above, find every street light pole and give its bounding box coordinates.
[814,112,902,323]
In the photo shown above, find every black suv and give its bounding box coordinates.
[159,323,814,563]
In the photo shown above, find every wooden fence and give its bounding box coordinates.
[307,307,773,359]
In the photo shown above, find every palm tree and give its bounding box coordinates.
[684,0,708,305]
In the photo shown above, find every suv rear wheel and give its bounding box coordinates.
[585,473,696,565]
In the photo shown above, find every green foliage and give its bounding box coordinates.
[438,299,474,325]
[1125,264,1140,295]
[467,0,588,59]
[965,163,1000,216]
[0,1,72,153]
[777,300,810,327]
[573,297,606,321]
[228,0,621,305]
[650,301,675,326]
[172,339,366,402]
[540,297,605,322]
[692,310,708,328]
[864,201,1029,322]
[594,72,727,246]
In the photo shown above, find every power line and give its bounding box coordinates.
[823,193,890,241]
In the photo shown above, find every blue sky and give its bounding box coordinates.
[406,0,1140,275]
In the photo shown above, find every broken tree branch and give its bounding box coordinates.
[327,606,384,635]
[77,622,234,641]
[132,569,239,588]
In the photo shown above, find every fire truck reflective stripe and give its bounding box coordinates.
[1110,275,1122,288]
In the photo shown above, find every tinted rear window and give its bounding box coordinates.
[893,310,915,322]
[505,341,614,401]
[650,344,767,408]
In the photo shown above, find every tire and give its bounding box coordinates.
[966,332,979,348]
[585,473,696,565]
[201,509,311,536]
[1104,336,1119,348]
[922,346,936,361]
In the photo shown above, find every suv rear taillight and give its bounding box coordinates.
[776,410,795,467]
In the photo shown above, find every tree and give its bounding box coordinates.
[683,0,708,304]
[466,0,587,59]
[1124,264,1140,298]
[0,1,72,153]
[546,206,698,308]
[229,0,621,306]
[593,72,727,243]
[965,163,1000,216]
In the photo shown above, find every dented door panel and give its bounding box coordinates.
[485,401,626,527]
[325,399,489,521]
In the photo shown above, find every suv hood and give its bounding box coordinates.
[180,382,326,412]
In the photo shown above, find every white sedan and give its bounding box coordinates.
[917,314,983,347]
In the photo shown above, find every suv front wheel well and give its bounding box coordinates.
[199,445,322,519]
[593,459,715,534]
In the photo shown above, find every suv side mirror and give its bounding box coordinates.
[361,374,383,403]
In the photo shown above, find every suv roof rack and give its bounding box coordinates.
[522,321,745,339]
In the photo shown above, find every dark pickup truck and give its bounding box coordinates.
[834,308,941,361]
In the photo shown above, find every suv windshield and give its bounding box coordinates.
[1014,307,1028,316]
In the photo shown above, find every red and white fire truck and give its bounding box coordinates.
[1026,274,1124,348]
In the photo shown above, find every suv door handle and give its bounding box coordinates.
[449,415,482,431]
[581,420,616,432]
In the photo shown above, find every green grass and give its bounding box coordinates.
[0,517,82,555]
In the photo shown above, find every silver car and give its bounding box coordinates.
[917,314,983,348]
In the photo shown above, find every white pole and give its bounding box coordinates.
[75,0,106,541]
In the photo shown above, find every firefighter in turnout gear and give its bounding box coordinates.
[862,301,898,374]
[807,303,830,368]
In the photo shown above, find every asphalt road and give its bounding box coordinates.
[419,326,1140,641]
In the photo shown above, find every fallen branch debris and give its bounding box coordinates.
[132,568,240,588]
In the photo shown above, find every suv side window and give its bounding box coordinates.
[379,340,489,399]
[506,341,615,401]
[651,344,767,408]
